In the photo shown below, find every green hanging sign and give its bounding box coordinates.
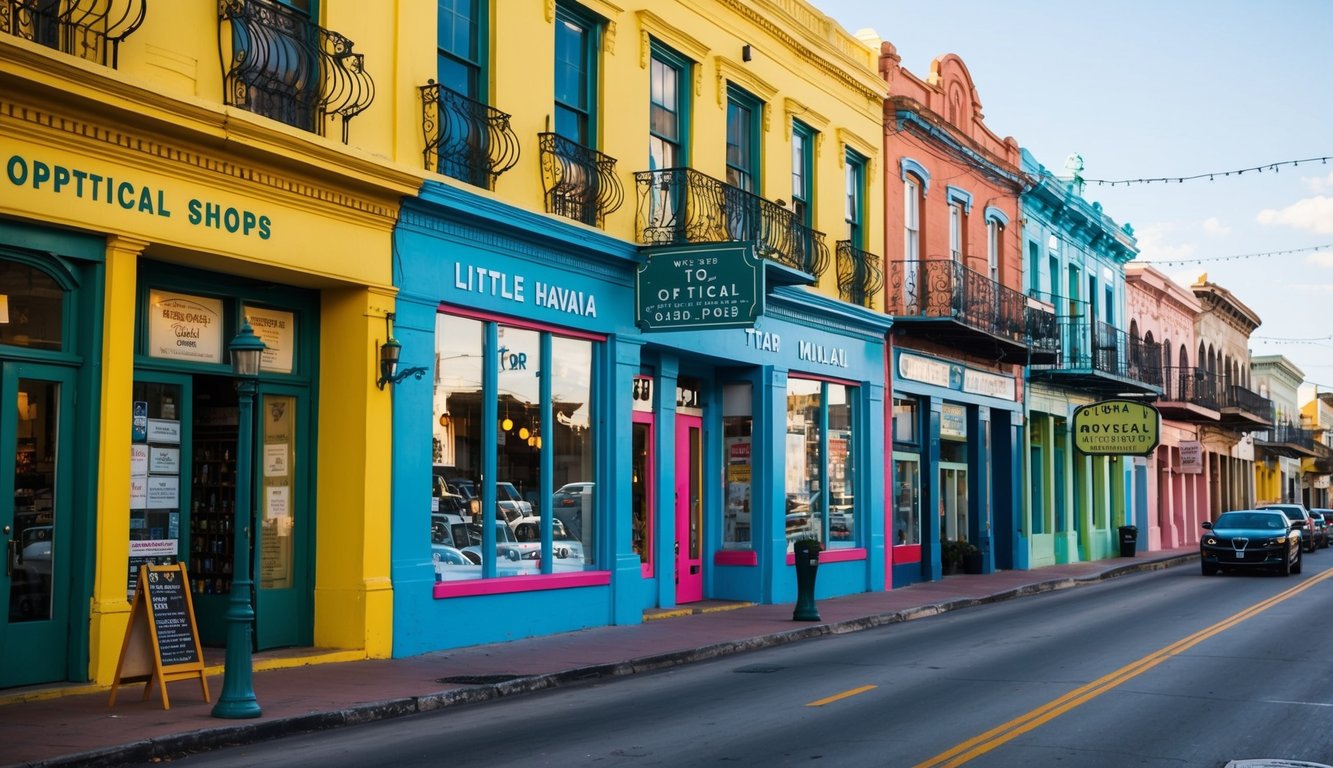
[636,243,764,331]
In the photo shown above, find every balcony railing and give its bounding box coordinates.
[1221,378,1273,424]
[419,81,519,190]
[1258,423,1321,454]
[835,241,882,308]
[219,0,375,143]
[1034,317,1162,387]
[538,132,624,228]
[1158,366,1223,410]
[1,0,145,67]
[886,258,1030,345]
[634,168,830,278]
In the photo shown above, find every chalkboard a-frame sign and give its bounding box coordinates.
[109,563,210,710]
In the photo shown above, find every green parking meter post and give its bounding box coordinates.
[792,538,822,622]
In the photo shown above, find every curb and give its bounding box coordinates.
[20,554,1196,768]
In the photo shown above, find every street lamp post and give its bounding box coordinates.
[212,322,265,719]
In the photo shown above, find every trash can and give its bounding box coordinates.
[792,538,822,621]
[1118,525,1138,557]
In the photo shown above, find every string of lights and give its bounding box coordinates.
[1083,156,1331,186]
[1141,242,1333,266]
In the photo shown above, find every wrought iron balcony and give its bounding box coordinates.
[1255,423,1320,459]
[1029,317,1162,396]
[419,81,519,191]
[1218,377,1272,430]
[1,0,145,67]
[885,258,1051,364]
[219,0,375,143]
[538,132,624,228]
[1156,366,1223,420]
[835,241,882,308]
[634,168,829,279]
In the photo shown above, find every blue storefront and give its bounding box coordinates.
[389,183,890,656]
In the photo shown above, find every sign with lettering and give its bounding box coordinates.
[147,290,224,364]
[1072,399,1161,456]
[636,243,763,331]
[109,563,209,710]
[1179,440,1203,474]
[244,305,295,373]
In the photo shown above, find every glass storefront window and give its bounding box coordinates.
[892,396,917,444]
[722,383,752,549]
[893,454,920,545]
[785,378,858,549]
[0,260,63,351]
[432,313,597,581]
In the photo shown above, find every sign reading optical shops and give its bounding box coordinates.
[636,243,763,331]
[147,290,224,364]
[1072,399,1161,456]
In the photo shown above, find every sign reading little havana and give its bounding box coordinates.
[1072,399,1161,456]
[636,243,764,331]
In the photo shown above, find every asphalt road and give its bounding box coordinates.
[166,558,1333,767]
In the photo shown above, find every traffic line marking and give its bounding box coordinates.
[913,569,1333,768]
[807,684,877,707]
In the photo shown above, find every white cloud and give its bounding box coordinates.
[1307,250,1333,268]
[1302,171,1333,194]
[1133,223,1197,263]
[1256,195,1333,234]
[1289,282,1333,294]
[1201,217,1230,236]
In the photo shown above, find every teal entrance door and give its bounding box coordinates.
[252,386,312,649]
[2,364,76,687]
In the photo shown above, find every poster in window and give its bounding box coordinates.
[147,290,224,364]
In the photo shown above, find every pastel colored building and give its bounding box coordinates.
[1019,153,1160,566]
[875,44,1037,584]
[1251,355,1307,506]
[388,0,894,656]
[1,1,422,687]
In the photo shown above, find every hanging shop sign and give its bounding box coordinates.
[636,243,763,331]
[147,290,224,364]
[1179,440,1203,474]
[1072,399,1161,456]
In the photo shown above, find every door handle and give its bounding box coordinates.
[6,539,18,577]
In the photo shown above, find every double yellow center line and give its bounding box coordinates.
[913,568,1333,767]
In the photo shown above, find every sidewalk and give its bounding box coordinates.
[0,548,1198,768]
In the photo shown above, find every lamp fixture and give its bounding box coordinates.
[377,313,428,390]
[0,294,9,324]
[229,321,266,378]
[742,43,753,62]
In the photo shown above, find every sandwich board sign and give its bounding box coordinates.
[109,563,209,710]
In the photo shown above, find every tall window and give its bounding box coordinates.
[554,3,598,146]
[948,201,964,261]
[844,149,866,248]
[903,177,921,261]
[722,383,753,549]
[986,219,1001,283]
[437,0,480,98]
[1028,241,1041,294]
[725,85,760,192]
[785,379,858,549]
[791,122,815,226]
[432,314,597,581]
[649,42,688,171]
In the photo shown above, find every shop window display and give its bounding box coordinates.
[432,314,596,580]
[785,378,857,549]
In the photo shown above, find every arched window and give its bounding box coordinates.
[0,257,66,351]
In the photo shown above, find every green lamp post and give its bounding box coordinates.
[212,322,265,719]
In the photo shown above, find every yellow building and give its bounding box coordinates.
[1,1,422,688]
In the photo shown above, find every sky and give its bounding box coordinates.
[814,0,1333,397]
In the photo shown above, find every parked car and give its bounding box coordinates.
[496,482,533,524]
[1306,506,1327,549]
[552,482,593,540]
[510,515,584,561]
[1260,504,1318,552]
[460,521,528,564]
[1201,510,1302,576]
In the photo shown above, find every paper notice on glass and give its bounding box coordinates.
[131,444,149,478]
[146,476,179,509]
[264,444,288,478]
[266,486,289,521]
[130,475,148,510]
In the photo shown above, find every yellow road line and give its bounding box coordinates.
[914,569,1333,768]
[807,684,877,707]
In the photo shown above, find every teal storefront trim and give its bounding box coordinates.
[389,182,890,658]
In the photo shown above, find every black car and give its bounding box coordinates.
[1260,504,1318,552]
[1307,510,1331,549]
[1201,510,1302,576]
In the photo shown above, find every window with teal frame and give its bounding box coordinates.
[437,0,483,100]
[844,148,867,249]
[554,2,600,146]
[649,40,690,171]
[791,121,815,227]
[725,85,761,192]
